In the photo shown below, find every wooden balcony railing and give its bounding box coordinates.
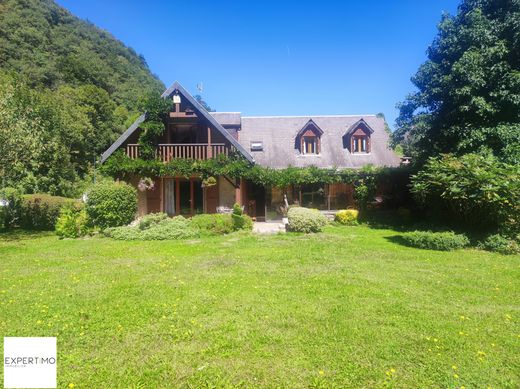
[125,143,229,162]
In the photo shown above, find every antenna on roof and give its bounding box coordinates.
[196,82,203,93]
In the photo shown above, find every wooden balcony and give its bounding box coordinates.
[126,143,230,162]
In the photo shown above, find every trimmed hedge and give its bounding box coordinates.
[401,231,469,251]
[191,214,234,235]
[19,194,80,230]
[86,181,137,229]
[287,207,328,233]
[335,209,359,225]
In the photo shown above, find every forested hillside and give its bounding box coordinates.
[0,0,165,196]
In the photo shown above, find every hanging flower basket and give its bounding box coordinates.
[201,176,217,188]
[138,177,155,192]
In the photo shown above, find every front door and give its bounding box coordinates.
[164,178,204,216]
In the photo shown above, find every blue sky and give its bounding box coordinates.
[57,0,459,129]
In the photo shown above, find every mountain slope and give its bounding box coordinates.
[0,0,164,108]
[0,0,166,196]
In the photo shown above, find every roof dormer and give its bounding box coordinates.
[343,119,374,154]
[296,119,324,155]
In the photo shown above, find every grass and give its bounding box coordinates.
[0,225,519,388]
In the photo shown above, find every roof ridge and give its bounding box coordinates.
[242,114,378,118]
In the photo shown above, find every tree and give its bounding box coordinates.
[393,0,520,165]
[194,94,215,112]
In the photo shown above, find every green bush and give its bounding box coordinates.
[191,214,235,235]
[104,216,197,240]
[19,194,79,230]
[86,181,137,229]
[55,205,89,239]
[411,153,519,232]
[335,209,359,225]
[0,187,22,229]
[401,231,470,251]
[231,203,253,231]
[479,234,520,255]
[138,213,169,230]
[287,207,328,233]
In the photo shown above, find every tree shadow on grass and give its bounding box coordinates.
[383,234,411,248]
[0,229,53,242]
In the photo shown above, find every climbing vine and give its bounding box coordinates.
[137,93,173,160]
[101,150,410,190]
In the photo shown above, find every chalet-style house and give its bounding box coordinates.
[101,81,401,221]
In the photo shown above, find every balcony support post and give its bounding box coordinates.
[235,178,242,206]
[207,127,212,158]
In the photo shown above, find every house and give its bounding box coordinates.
[101,81,401,221]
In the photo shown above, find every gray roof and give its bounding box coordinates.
[236,115,400,169]
[209,112,241,127]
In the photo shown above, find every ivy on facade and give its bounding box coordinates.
[101,150,409,189]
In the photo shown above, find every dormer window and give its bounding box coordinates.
[302,136,318,154]
[296,119,324,155]
[343,119,374,154]
[352,134,368,153]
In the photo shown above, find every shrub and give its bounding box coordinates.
[191,214,234,235]
[55,205,89,239]
[86,181,137,229]
[137,213,169,230]
[19,194,79,230]
[0,187,22,229]
[335,209,359,225]
[231,203,253,231]
[401,231,470,251]
[287,207,328,233]
[104,216,197,240]
[411,153,519,232]
[479,234,520,255]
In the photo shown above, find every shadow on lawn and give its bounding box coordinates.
[0,229,53,241]
[362,210,419,232]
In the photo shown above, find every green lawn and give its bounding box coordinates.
[1,226,519,388]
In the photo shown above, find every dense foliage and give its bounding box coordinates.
[85,182,137,229]
[0,0,164,195]
[0,0,163,103]
[401,231,470,251]
[0,187,22,229]
[393,0,520,164]
[335,209,359,225]
[0,188,80,230]
[411,153,519,233]
[478,233,520,255]
[19,194,80,230]
[137,93,173,159]
[287,207,328,233]
[55,205,89,239]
